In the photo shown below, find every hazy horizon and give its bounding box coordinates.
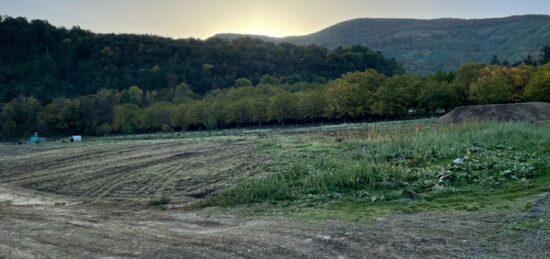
[2,0,550,39]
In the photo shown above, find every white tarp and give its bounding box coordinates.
[72,135,82,142]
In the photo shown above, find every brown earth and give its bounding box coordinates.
[0,139,549,258]
[0,139,257,204]
[438,102,550,124]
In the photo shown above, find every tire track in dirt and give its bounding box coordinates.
[2,145,151,179]
[39,154,191,197]
[14,145,194,188]
[0,139,259,204]
[77,153,190,199]
[7,152,160,190]
[137,162,187,196]
[170,147,251,197]
[95,161,186,199]
[0,141,181,176]
[0,152,158,185]
[180,160,250,198]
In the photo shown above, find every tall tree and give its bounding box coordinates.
[371,81,409,116]
[268,92,297,124]
[127,86,144,106]
[470,77,514,104]
[418,81,458,113]
[525,63,550,102]
[112,104,141,134]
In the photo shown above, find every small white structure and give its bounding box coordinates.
[71,135,82,142]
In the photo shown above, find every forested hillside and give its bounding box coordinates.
[0,16,402,103]
[216,15,550,74]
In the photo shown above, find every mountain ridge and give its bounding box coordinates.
[214,15,550,73]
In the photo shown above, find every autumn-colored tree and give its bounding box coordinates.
[140,102,176,132]
[470,76,514,104]
[112,103,141,134]
[418,81,458,113]
[525,63,550,102]
[96,123,112,136]
[268,91,297,124]
[259,75,280,86]
[171,103,189,129]
[390,75,424,110]
[172,83,196,104]
[234,78,253,87]
[59,99,82,133]
[340,69,387,112]
[324,79,368,118]
[222,98,249,127]
[296,90,325,120]
[508,65,535,102]
[127,86,144,106]
[452,63,485,105]
[247,96,270,126]
[469,65,533,104]
[184,101,211,129]
[371,80,409,116]
[341,69,386,93]
[41,102,63,134]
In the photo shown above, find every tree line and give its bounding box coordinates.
[1,57,549,138]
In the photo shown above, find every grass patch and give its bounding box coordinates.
[202,122,550,218]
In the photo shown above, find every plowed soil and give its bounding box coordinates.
[0,139,256,204]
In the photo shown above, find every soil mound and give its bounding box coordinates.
[438,102,550,124]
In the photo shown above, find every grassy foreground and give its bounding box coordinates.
[202,122,550,218]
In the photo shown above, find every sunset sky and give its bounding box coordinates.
[2,0,550,38]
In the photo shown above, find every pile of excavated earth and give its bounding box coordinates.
[438,102,550,124]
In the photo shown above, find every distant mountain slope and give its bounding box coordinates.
[215,15,550,74]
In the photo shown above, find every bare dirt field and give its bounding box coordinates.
[0,137,549,258]
[0,139,256,204]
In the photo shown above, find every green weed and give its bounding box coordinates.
[203,122,550,218]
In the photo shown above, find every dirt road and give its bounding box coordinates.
[0,140,548,258]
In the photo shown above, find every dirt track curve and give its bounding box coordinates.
[0,139,255,203]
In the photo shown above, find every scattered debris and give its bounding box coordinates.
[28,132,47,144]
[316,234,331,241]
[70,135,82,142]
[453,158,465,166]
[469,144,483,153]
